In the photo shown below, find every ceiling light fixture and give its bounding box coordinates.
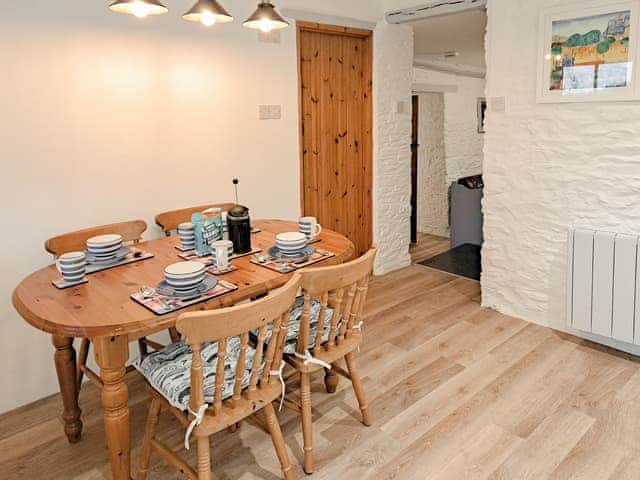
[109,0,169,18]
[243,1,289,33]
[183,0,233,27]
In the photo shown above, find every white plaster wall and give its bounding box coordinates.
[414,67,485,183]
[417,93,449,237]
[0,1,414,413]
[373,21,414,275]
[482,0,640,351]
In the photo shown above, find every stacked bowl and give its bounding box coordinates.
[275,232,308,257]
[178,222,196,250]
[86,234,123,263]
[164,261,207,293]
[56,252,87,284]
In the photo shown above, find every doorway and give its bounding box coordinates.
[297,22,373,256]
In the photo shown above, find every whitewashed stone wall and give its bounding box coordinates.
[373,21,414,274]
[417,93,449,237]
[413,67,485,184]
[483,0,640,351]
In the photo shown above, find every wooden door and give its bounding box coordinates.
[298,22,373,256]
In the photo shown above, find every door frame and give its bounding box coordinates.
[296,21,373,228]
[410,95,419,245]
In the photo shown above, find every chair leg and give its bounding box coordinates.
[324,365,339,394]
[168,327,181,343]
[264,403,295,480]
[300,372,314,474]
[137,398,162,480]
[76,338,90,390]
[345,352,371,427]
[196,436,212,480]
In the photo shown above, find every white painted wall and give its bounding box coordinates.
[417,93,449,237]
[482,0,640,353]
[0,1,414,413]
[413,67,485,184]
[373,21,415,274]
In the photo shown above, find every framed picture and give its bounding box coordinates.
[536,0,640,103]
[477,97,487,133]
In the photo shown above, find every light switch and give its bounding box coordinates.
[259,105,282,120]
[490,97,506,112]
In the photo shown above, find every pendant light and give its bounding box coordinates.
[243,1,289,33]
[183,0,233,27]
[109,0,168,18]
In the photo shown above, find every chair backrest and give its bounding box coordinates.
[295,247,377,355]
[177,274,301,415]
[45,220,148,258]
[155,202,237,236]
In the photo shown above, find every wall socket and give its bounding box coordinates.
[259,105,282,120]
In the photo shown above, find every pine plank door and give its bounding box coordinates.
[298,22,373,256]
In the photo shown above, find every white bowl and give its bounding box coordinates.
[86,234,123,249]
[58,251,87,266]
[276,232,306,243]
[166,274,206,289]
[164,261,206,278]
[87,243,122,254]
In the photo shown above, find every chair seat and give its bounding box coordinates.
[134,337,258,411]
[251,295,337,354]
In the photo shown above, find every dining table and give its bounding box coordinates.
[12,219,354,480]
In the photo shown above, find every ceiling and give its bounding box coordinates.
[410,8,487,69]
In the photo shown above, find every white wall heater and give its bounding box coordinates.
[567,228,640,345]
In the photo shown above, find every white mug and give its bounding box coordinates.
[299,217,322,240]
[211,240,232,271]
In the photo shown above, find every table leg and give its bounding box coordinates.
[94,335,131,480]
[52,335,83,443]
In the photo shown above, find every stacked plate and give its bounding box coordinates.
[164,261,207,293]
[56,252,87,284]
[275,232,308,257]
[86,234,127,264]
[178,222,196,250]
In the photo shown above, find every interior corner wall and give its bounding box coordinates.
[417,93,449,237]
[482,0,640,350]
[372,21,414,275]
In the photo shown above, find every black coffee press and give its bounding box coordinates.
[228,205,252,254]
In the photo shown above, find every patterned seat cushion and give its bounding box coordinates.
[134,337,258,411]
[252,296,338,355]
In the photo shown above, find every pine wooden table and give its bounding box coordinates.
[12,219,354,480]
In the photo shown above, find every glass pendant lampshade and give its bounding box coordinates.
[183,0,233,27]
[243,1,289,33]
[109,0,168,18]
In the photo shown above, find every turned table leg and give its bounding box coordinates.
[52,335,83,443]
[94,335,131,480]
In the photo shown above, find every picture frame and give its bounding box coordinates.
[477,97,487,133]
[536,0,640,103]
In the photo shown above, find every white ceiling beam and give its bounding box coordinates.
[386,0,487,24]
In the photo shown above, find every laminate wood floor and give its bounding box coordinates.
[3,265,640,479]
[410,233,450,264]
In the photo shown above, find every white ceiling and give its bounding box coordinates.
[410,8,487,68]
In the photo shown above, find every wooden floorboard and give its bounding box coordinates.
[410,233,450,264]
[2,265,640,479]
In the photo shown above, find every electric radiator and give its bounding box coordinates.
[567,229,640,344]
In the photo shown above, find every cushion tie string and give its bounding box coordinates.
[184,403,208,450]
[294,349,332,370]
[352,321,364,351]
[270,360,287,411]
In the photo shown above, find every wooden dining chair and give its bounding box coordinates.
[280,247,377,474]
[136,274,301,480]
[45,220,176,391]
[155,202,236,236]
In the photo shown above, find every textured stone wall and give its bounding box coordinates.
[417,93,449,237]
[373,21,414,274]
[483,0,640,351]
[413,67,485,184]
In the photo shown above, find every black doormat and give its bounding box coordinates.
[418,244,481,281]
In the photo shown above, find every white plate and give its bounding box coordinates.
[86,246,131,264]
[166,276,206,289]
[165,271,206,282]
[87,243,122,254]
[164,261,206,278]
[86,234,123,248]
